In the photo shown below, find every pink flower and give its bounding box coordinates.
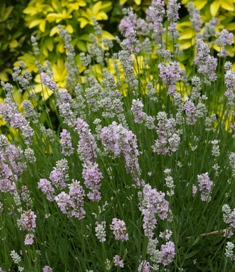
[43,266,53,272]
[197,172,213,202]
[18,210,36,231]
[110,218,128,241]
[82,162,103,201]
[138,260,151,272]
[60,129,74,156]
[113,255,124,268]
[100,122,140,183]
[38,179,55,201]
[76,118,98,163]
[158,62,181,94]
[160,241,175,266]
[24,233,34,245]
[139,184,169,238]
[41,72,58,92]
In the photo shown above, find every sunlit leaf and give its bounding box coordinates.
[212,44,221,52]
[67,2,86,10]
[23,7,38,15]
[210,0,221,16]
[29,19,44,29]
[95,11,108,20]
[52,59,67,87]
[50,26,59,36]
[101,30,115,40]
[57,43,65,53]
[92,1,102,14]
[176,21,192,31]
[66,24,73,34]
[16,54,38,73]
[0,72,8,81]
[45,38,53,51]
[78,17,89,28]
[179,42,193,50]
[46,12,72,23]
[74,55,86,73]
[34,83,54,100]
[227,45,235,57]
[100,1,112,10]
[42,46,48,57]
[178,29,194,40]
[39,20,46,32]
[221,0,234,11]
[193,0,207,9]
[51,0,62,13]
[13,90,23,105]
[9,40,18,48]
[226,22,235,30]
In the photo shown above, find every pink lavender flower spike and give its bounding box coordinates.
[0,162,16,193]
[55,180,86,219]
[119,8,138,53]
[82,162,103,202]
[216,29,234,57]
[138,260,151,272]
[131,99,146,124]
[38,178,55,201]
[197,172,213,202]
[24,233,34,245]
[158,62,181,95]
[216,29,234,47]
[187,2,202,32]
[146,0,165,43]
[160,241,176,266]
[184,100,196,125]
[41,72,58,92]
[100,121,141,184]
[76,118,98,163]
[139,184,169,238]
[166,0,180,40]
[43,266,53,272]
[167,0,180,22]
[153,111,180,155]
[110,218,129,241]
[68,180,86,219]
[113,255,124,268]
[194,39,217,83]
[60,129,74,156]
[49,159,69,189]
[54,192,70,215]
[17,210,36,231]
[0,103,34,145]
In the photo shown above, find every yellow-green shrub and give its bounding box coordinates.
[19,0,113,69]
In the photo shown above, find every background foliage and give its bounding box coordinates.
[1,0,235,126]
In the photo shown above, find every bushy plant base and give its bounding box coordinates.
[1,1,235,271]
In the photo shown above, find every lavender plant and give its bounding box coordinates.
[1,1,235,271]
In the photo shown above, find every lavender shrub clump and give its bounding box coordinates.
[1,1,235,271]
